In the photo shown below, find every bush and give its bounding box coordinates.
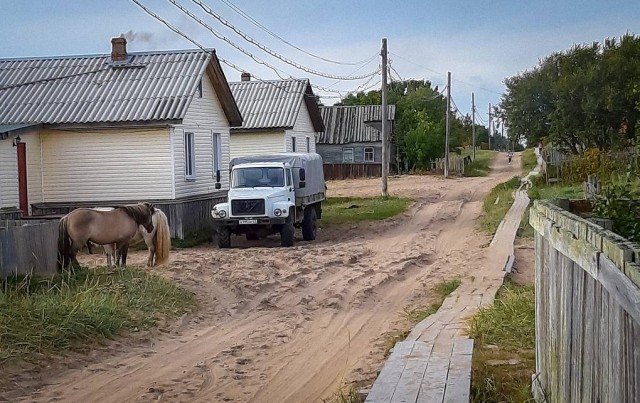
[592,176,640,242]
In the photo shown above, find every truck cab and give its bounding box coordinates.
[211,153,325,248]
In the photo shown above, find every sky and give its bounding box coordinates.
[2,0,639,125]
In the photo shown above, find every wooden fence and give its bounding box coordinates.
[323,163,382,180]
[0,220,59,278]
[530,200,640,402]
[431,154,472,176]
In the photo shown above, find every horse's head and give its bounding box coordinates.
[140,202,155,233]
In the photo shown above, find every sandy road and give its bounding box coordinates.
[5,152,521,403]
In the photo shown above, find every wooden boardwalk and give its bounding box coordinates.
[365,153,541,403]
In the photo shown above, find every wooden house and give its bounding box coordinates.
[228,75,324,159]
[317,105,396,180]
[0,37,242,238]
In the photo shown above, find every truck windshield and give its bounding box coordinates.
[232,167,285,188]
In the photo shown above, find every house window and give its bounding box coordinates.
[292,136,297,152]
[306,137,311,152]
[185,131,196,180]
[196,79,203,98]
[364,147,375,162]
[212,132,221,176]
[343,147,354,163]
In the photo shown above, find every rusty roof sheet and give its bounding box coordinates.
[317,105,396,144]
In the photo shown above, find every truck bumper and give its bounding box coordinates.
[215,217,287,228]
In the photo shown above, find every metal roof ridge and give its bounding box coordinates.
[0,48,215,62]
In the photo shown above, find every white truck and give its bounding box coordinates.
[211,153,326,248]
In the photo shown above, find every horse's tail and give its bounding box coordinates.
[153,209,171,265]
[57,216,72,272]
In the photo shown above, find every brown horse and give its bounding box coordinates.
[57,202,155,271]
[87,207,171,267]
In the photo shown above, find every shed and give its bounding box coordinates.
[317,105,396,180]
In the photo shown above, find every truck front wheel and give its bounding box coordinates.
[302,207,317,241]
[280,213,295,247]
[217,226,232,248]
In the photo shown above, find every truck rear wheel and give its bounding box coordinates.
[280,214,295,247]
[217,226,231,248]
[302,207,317,241]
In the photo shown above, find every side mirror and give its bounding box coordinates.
[299,168,306,181]
[215,183,221,189]
[216,170,221,182]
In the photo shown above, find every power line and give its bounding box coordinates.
[216,0,374,66]
[186,0,378,80]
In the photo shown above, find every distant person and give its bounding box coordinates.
[508,151,513,164]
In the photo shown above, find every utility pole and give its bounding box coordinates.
[488,103,492,150]
[471,92,476,161]
[444,71,451,178]
[381,38,389,198]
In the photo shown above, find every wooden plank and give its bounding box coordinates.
[597,254,640,325]
[442,339,473,403]
[560,254,573,401]
[570,267,585,403]
[390,341,433,403]
[366,341,416,403]
[416,342,454,403]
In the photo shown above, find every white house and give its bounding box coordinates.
[0,37,243,238]
[228,74,324,159]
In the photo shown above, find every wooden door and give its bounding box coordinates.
[17,142,28,216]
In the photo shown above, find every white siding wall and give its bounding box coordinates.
[0,139,18,209]
[24,131,43,207]
[174,74,232,197]
[41,128,173,202]
[286,102,317,153]
[229,131,286,159]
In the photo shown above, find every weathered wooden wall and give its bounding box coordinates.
[323,163,382,180]
[530,200,640,403]
[0,220,58,278]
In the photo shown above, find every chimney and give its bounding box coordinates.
[111,37,127,62]
[241,72,251,82]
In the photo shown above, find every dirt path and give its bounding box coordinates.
[7,152,521,403]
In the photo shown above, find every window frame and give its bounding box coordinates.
[364,146,375,162]
[292,136,297,152]
[184,131,196,180]
[306,137,311,152]
[342,147,354,163]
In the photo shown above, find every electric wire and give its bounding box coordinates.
[216,0,375,66]
[187,0,379,80]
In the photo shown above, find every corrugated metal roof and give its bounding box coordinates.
[229,78,308,131]
[0,50,215,124]
[317,105,396,144]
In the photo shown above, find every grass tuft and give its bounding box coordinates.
[325,383,363,403]
[521,148,538,173]
[464,150,498,177]
[480,176,521,235]
[171,228,213,249]
[321,197,412,227]
[469,280,536,403]
[0,267,195,363]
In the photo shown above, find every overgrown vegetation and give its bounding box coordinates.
[592,176,640,242]
[325,384,362,403]
[480,177,521,235]
[501,33,640,152]
[521,148,537,173]
[0,267,195,363]
[464,150,498,177]
[469,280,536,403]
[321,197,412,227]
[171,227,213,249]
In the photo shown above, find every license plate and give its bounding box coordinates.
[239,219,257,225]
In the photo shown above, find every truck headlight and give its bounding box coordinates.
[274,209,282,216]
[219,210,227,218]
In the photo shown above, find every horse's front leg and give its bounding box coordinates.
[117,243,130,267]
[147,242,155,267]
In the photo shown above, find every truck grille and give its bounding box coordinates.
[231,199,265,216]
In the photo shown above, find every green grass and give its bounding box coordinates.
[469,280,536,403]
[0,267,195,363]
[325,384,363,403]
[171,227,214,249]
[480,176,522,235]
[464,150,498,177]
[321,197,412,227]
[521,148,538,173]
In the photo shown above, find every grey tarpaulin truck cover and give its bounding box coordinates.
[229,153,326,205]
